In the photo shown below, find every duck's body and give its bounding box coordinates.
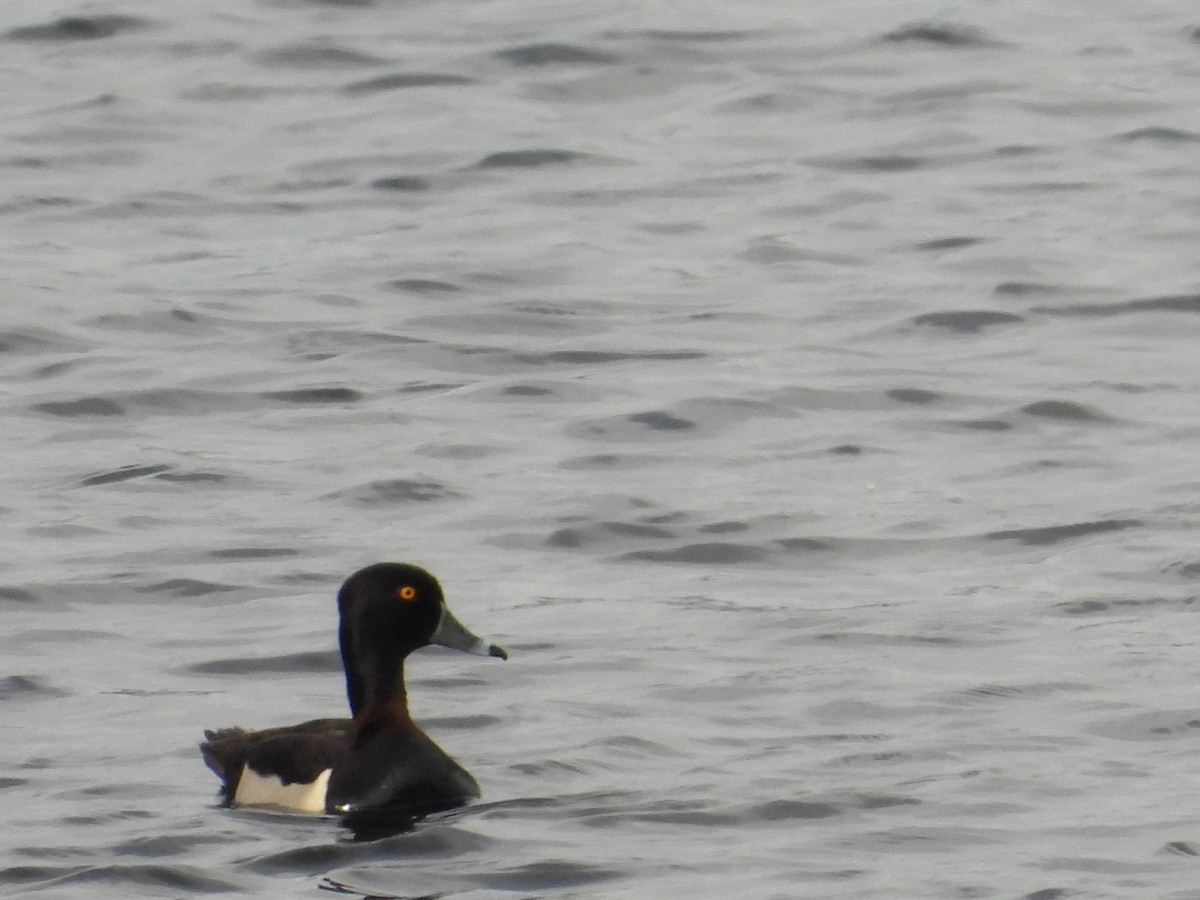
[201,718,350,813]
[199,563,506,818]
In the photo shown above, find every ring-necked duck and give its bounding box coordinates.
[199,563,507,819]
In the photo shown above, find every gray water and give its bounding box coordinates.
[3,1,1200,897]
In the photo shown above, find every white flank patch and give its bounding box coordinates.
[234,766,331,814]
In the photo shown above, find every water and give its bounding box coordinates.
[3,1,1200,897]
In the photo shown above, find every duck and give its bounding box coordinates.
[199,562,507,819]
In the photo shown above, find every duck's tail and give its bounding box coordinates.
[199,727,249,781]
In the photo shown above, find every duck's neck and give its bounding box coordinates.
[345,653,413,735]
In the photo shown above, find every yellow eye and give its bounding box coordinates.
[396,585,418,602]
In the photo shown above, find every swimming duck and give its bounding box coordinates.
[199,563,507,818]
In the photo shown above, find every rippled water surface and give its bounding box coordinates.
[4,1,1200,897]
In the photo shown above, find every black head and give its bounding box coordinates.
[338,563,445,659]
[336,563,506,717]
